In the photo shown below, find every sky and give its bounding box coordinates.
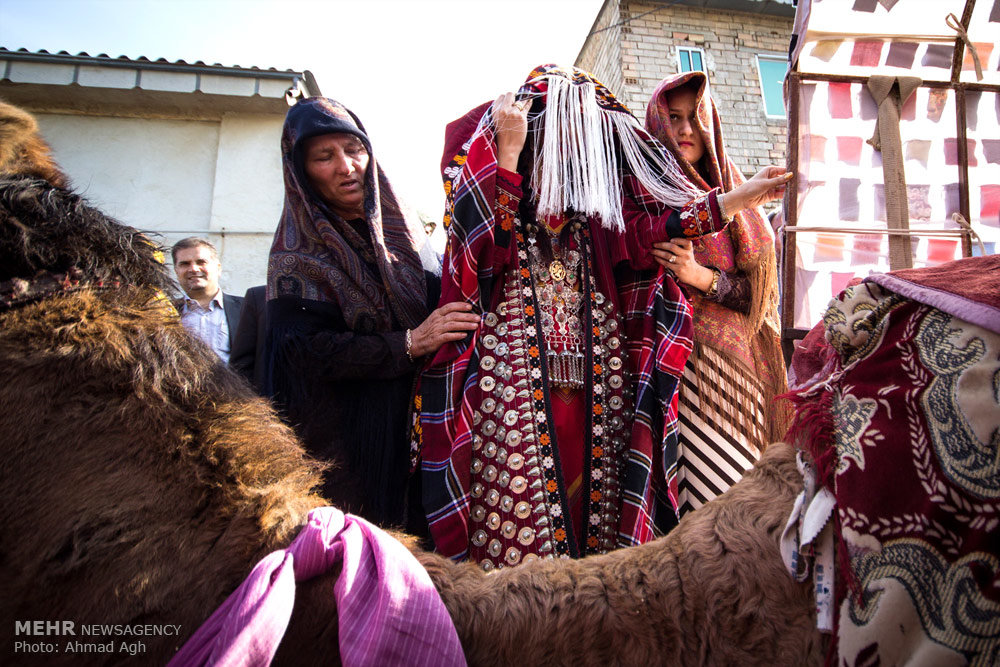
[0,0,607,218]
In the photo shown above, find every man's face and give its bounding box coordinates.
[173,245,221,298]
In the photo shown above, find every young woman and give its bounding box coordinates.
[645,72,790,516]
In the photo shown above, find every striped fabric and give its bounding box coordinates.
[673,345,766,515]
[169,507,465,667]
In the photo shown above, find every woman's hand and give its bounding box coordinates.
[409,301,481,358]
[493,92,530,171]
[720,166,792,215]
[651,238,715,292]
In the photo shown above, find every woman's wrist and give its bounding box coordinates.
[678,264,715,293]
[700,265,717,293]
[718,192,737,222]
[496,146,521,171]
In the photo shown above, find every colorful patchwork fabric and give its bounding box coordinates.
[787,1,1000,330]
[783,255,1000,665]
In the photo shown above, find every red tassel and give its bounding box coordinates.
[781,388,836,489]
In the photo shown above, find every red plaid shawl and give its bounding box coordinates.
[783,255,1000,665]
[418,65,729,561]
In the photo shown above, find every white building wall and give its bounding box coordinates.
[33,111,285,297]
[207,113,285,295]
[35,113,219,231]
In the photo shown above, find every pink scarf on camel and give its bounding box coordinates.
[169,507,466,667]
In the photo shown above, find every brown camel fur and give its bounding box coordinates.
[413,441,822,665]
[0,100,69,189]
[0,103,822,665]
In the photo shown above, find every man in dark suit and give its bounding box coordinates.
[230,284,267,392]
[171,237,243,363]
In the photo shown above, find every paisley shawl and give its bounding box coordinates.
[783,255,1000,666]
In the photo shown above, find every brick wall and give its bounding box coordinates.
[577,0,624,102]
[577,0,792,178]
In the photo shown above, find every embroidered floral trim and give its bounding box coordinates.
[496,185,519,233]
[578,225,630,556]
[678,190,723,238]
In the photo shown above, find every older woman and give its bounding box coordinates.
[418,65,790,570]
[265,98,478,531]
[645,71,790,517]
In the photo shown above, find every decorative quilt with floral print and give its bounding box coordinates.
[783,255,1000,666]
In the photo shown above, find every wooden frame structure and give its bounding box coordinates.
[780,0,1000,360]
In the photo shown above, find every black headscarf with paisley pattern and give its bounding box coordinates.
[267,97,428,333]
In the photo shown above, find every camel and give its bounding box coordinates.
[0,100,822,665]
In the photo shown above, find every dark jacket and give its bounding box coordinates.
[230,286,267,392]
[223,293,243,349]
[262,271,440,534]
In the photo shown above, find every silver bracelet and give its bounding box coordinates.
[718,191,733,222]
[405,328,415,363]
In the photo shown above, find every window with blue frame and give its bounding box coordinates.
[756,55,789,118]
[677,47,705,73]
